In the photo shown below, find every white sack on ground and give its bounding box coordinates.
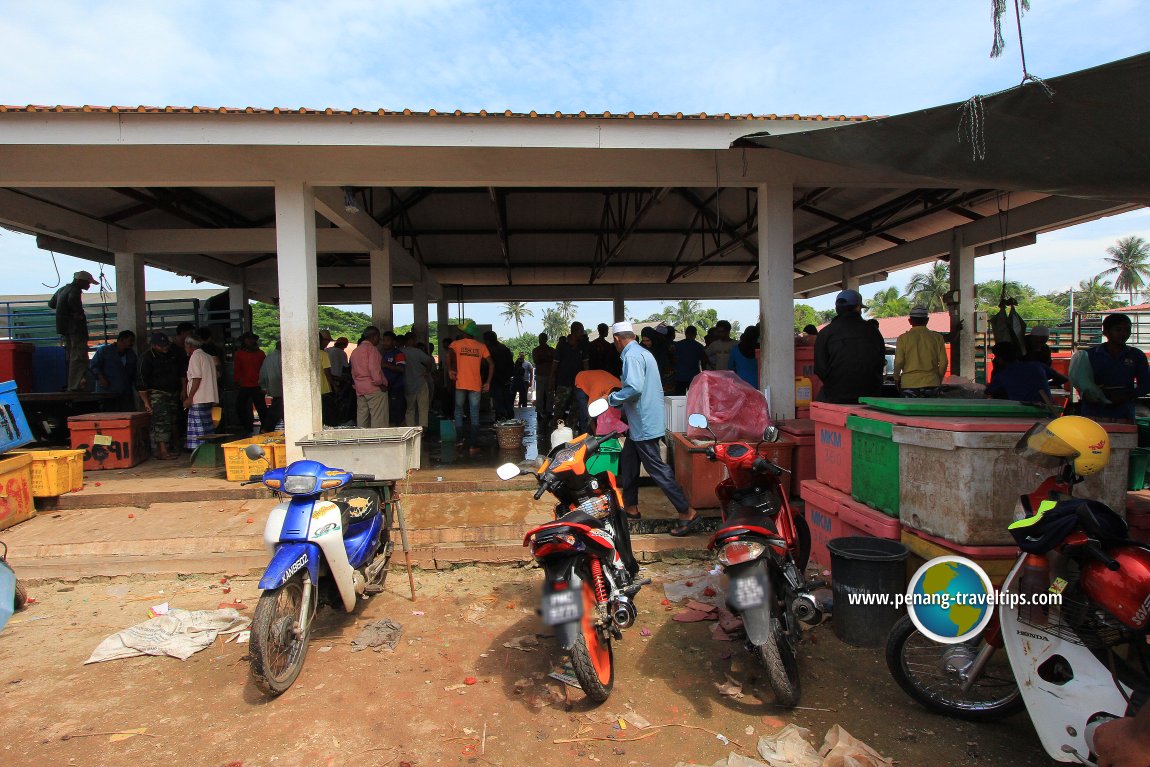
[86,608,250,663]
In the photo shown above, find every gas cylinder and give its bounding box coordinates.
[551,419,574,446]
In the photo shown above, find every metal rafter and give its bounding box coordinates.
[666,188,758,283]
[487,186,512,285]
[375,188,431,229]
[588,187,671,284]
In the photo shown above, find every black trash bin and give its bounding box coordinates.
[827,536,909,648]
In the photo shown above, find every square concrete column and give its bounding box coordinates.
[949,230,977,378]
[370,240,393,330]
[757,182,796,419]
[114,252,146,338]
[412,272,429,340]
[436,297,451,356]
[229,279,250,335]
[275,181,322,462]
[612,285,625,323]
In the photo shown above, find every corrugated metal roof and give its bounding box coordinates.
[0,104,870,121]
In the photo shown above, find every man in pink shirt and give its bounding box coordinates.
[350,326,388,428]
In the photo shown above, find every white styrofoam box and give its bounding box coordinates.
[296,427,422,480]
[664,396,687,433]
[893,425,1135,545]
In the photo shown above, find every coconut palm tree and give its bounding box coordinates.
[499,301,533,335]
[867,286,911,318]
[1101,236,1150,305]
[905,261,951,313]
[556,300,579,328]
[542,308,568,341]
[975,279,1034,311]
[1071,275,1120,313]
[664,299,709,330]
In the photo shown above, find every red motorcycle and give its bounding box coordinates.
[688,413,822,708]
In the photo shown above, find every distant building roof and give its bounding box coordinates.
[818,310,951,341]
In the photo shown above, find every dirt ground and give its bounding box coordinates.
[0,563,1051,767]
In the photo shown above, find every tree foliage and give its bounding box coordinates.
[905,261,951,312]
[794,304,820,332]
[866,287,911,318]
[500,301,533,335]
[1101,235,1150,304]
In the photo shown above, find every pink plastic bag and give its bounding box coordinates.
[685,371,771,442]
[594,405,629,436]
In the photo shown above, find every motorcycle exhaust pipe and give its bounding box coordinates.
[611,596,637,629]
[792,593,826,625]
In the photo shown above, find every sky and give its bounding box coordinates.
[1,0,1148,334]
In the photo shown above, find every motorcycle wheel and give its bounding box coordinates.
[249,571,312,696]
[758,613,801,708]
[885,614,1024,722]
[570,577,614,703]
[14,580,27,611]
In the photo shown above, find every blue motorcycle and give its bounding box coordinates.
[242,444,393,696]
[1,541,28,633]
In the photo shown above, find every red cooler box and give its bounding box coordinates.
[68,412,151,470]
[800,479,901,570]
[672,432,794,509]
[779,419,815,499]
[0,341,35,394]
[811,401,859,494]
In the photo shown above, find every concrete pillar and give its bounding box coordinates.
[228,279,250,335]
[114,252,146,338]
[949,230,977,379]
[412,272,429,340]
[611,285,625,323]
[841,264,861,292]
[370,238,392,330]
[757,182,796,419]
[436,297,451,358]
[275,181,322,462]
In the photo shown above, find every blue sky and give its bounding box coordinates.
[2,0,1148,333]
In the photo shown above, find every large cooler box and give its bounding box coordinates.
[811,401,856,494]
[32,346,68,393]
[672,432,794,509]
[0,380,34,454]
[779,418,815,499]
[67,412,151,470]
[848,415,900,517]
[895,423,1136,545]
[800,479,901,570]
[794,344,823,401]
[11,448,85,496]
[0,452,35,531]
[296,427,422,480]
[0,342,35,394]
[664,396,687,433]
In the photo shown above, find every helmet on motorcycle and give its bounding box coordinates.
[1015,416,1110,478]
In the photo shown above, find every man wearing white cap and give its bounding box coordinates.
[894,306,947,397]
[608,322,698,536]
[48,270,99,391]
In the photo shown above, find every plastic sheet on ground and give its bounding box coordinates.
[85,608,250,663]
[686,371,771,442]
[351,618,403,652]
[663,569,725,606]
[751,724,893,767]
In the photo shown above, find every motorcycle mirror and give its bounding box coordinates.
[763,425,781,443]
[687,413,709,430]
[496,463,522,481]
[244,444,267,461]
[587,398,610,418]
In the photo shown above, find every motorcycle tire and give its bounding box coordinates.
[885,614,1024,722]
[758,614,801,708]
[570,577,614,703]
[249,571,312,696]
[14,580,27,611]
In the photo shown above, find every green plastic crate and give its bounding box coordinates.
[847,415,900,518]
[586,437,621,475]
[1137,418,1150,448]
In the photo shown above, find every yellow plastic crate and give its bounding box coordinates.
[0,452,35,531]
[223,434,282,481]
[12,449,85,497]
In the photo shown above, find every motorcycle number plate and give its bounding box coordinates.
[542,589,583,625]
[728,571,768,610]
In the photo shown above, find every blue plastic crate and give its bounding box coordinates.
[32,345,67,393]
[0,380,34,454]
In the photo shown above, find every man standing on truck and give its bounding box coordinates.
[49,270,99,391]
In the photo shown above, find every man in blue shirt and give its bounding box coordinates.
[90,329,138,411]
[608,322,698,536]
[1077,313,1150,422]
[985,342,1053,406]
[673,325,707,395]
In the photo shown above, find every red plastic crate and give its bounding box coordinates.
[779,419,815,499]
[68,411,151,470]
[794,344,823,401]
[800,479,901,570]
[672,432,794,509]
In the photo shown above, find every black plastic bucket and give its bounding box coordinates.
[827,536,909,648]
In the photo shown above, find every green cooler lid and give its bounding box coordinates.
[857,397,1049,418]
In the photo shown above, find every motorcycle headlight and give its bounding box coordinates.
[284,475,318,494]
[718,540,766,566]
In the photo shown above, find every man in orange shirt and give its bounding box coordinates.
[233,332,268,436]
[448,321,492,450]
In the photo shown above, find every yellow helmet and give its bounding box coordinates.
[1016,416,1111,477]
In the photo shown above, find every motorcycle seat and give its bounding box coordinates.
[332,488,382,530]
[555,508,606,529]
